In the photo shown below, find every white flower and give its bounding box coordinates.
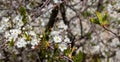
[58,43,67,52]
[17,20,24,27]
[29,31,36,36]
[0,17,10,31]
[59,25,68,30]
[50,31,60,36]
[14,15,24,29]
[5,29,21,41]
[10,29,21,35]
[41,21,45,26]
[40,18,47,27]
[30,39,39,46]
[12,15,24,29]
[64,36,71,43]
[1,17,9,22]
[30,38,40,49]
[53,35,62,43]
[13,15,22,22]
[58,21,68,30]
[10,29,21,40]
[40,35,43,38]
[91,45,100,54]
[53,0,62,3]
[31,46,35,49]
[16,38,27,48]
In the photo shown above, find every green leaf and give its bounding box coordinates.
[19,6,27,16]
[73,51,83,62]
[8,38,14,47]
[22,16,27,24]
[102,13,109,26]
[82,11,91,17]
[118,20,120,24]
[23,32,31,41]
[97,58,101,62]
[90,18,100,24]
[102,20,109,26]
[64,48,72,56]
[95,11,109,26]
[19,6,27,24]
[85,32,92,39]
[96,11,103,24]
[103,12,108,21]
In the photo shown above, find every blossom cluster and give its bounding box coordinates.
[50,21,71,52]
[0,7,70,52]
[0,0,120,62]
[0,14,41,49]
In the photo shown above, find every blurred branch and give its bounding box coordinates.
[46,5,59,30]
[60,1,69,25]
[103,26,120,41]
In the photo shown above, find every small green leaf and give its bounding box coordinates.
[82,11,91,17]
[95,11,109,26]
[19,6,27,24]
[102,20,109,26]
[96,11,103,23]
[90,18,100,24]
[102,13,109,26]
[118,20,120,24]
[8,38,14,47]
[23,32,31,41]
[22,16,27,24]
[73,51,83,62]
[19,6,27,16]
[85,32,92,39]
[64,48,72,56]
[103,12,108,21]
[97,58,101,62]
